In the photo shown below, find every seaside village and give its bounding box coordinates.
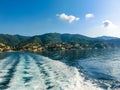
[0,43,13,52]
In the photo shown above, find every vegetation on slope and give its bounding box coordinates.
[0,33,119,52]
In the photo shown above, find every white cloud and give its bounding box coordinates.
[86,20,120,37]
[102,20,117,29]
[57,13,80,23]
[94,20,120,37]
[85,13,94,19]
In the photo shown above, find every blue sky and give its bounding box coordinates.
[0,0,120,37]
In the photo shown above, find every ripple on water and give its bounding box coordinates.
[0,53,103,90]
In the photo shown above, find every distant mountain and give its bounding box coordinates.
[20,33,94,46]
[0,33,120,52]
[16,33,116,51]
[96,36,119,40]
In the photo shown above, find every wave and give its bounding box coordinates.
[0,52,103,90]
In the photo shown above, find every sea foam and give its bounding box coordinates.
[4,53,103,90]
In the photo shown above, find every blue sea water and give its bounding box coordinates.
[40,49,120,90]
[0,49,120,90]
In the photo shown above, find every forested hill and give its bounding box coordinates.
[0,33,119,52]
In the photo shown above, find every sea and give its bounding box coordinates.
[0,49,120,90]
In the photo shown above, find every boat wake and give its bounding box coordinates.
[0,52,103,90]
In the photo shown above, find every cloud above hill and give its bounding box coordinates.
[85,13,94,19]
[57,13,80,23]
[102,20,117,28]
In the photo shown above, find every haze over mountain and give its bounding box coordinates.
[96,36,120,40]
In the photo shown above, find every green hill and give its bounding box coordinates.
[0,33,119,52]
[0,34,30,47]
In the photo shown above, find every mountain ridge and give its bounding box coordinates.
[0,33,119,52]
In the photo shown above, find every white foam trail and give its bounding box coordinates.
[0,56,12,69]
[7,54,46,90]
[7,55,27,89]
[0,56,15,83]
[34,54,103,90]
[7,53,103,90]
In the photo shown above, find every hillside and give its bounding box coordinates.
[0,34,30,47]
[0,33,119,52]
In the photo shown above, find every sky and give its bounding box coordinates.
[0,0,120,37]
